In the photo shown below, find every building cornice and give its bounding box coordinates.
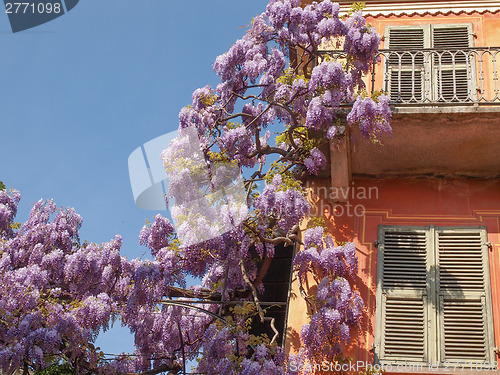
[332,1,500,17]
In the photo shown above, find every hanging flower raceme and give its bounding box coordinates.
[347,94,392,141]
[293,227,364,367]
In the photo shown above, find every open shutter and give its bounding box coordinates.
[436,228,495,363]
[377,228,429,363]
[376,226,495,367]
[386,28,425,102]
[432,26,472,101]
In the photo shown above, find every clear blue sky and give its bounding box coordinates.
[0,0,269,356]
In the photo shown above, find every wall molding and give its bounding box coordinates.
[335,1,500,17]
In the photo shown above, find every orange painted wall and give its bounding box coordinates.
[287,178,500,373]
[286,9,500,373]
[484,13,500,48]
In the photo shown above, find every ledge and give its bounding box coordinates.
[352,173,500,180]
[392,105,500,114]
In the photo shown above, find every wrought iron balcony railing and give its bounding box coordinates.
[318,47,500,105]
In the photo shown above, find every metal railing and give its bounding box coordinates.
[318,47,500,105]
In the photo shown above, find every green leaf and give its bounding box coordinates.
[34,363,75,375]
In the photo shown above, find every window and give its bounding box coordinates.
[385,24,474,102]
[374,226,496,367]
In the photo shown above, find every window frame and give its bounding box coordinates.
[384,23,475,103]
[374,225,496,368]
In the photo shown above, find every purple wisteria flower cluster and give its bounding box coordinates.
[176,0,391,178]
[293,227,364,369]
[197,306,288,375]
[347,94,392,140]
[0,189,125,373]
[0,188,221,374]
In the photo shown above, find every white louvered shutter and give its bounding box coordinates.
[431,26,473,101]
[387,28,425,102]
[377,228,429,363]
[385,24,474,102]
[376,226,495,367]
[436,229,495,364]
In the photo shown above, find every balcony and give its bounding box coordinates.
[317,47,500,185]
[318,47,500,107]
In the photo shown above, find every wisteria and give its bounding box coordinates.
[0,0,392,374]
[156,0,389,372]
[293,228,363,369]
[347,94,392,140]
[0,188,125,374]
